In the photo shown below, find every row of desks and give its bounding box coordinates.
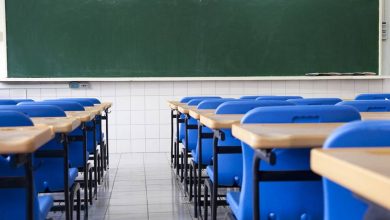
[0,102,112,220]
[169,100,390,215]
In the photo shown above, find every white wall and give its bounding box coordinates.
[0,79,389,153]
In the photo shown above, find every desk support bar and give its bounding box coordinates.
[25,154,33,220]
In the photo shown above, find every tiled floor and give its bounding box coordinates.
[49,153,201,220]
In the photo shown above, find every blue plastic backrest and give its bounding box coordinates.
[12,99,34,103]
[323,120,390,220]
[287,98,342,105]
[46,99,94,107]
[255,95,303,101]
[239,96,262,99]
[0,111,33,127]
[197,98,237,109]
[337,100,390,112]
[18,101,85,111]
[355,93,390,100]
[180,96,221,103]
[242,105,361,123]
[0,100,17,105]
[58,97,101,104]
[216,100,294,114]
[235,105,361,220]
[0,105,66,117]
[187,98,220,106]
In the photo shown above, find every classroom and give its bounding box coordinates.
[0,0,389,219]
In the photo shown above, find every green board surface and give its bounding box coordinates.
[6,0,378,78]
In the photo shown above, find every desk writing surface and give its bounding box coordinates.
[65,111,95,122]
[311,148,390,210]
[85,106,102,115]
[0,125,54,154]
[361,112,390,120]
[232,123,344,149]
[32,117,81,133]
[189,108,214,120]
[178,105,191,114]
[100,102,112,110]
[167,101,185,110]
[200,114,244,129]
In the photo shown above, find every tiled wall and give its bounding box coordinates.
[0,79,389,153]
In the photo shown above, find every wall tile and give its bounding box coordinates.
[9,89,26,98]
[146,139,160,152]
[145,82,160,96]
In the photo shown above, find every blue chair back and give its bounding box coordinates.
[256,96,302,101]
[46,99,94,107]
[0,99,17,105]
[239,96,262,100]
[216,100,294,114]
[355,93,390,100]
[0,111,33,126]
[13,99,34,103]
[18,101,85,111]
[323,120,390,220]
[58,97,101,104]
[180,96,221,103]
[0,105,66,117]
[0,111,45,220]
[337,100,390,112]
[235,105,360,220]
[287,98,342,105]
[197,99,237,109]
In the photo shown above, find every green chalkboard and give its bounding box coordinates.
[6,0,378,78]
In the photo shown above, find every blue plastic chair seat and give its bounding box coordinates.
[35,166,78,192]
[38,195,54,220]
[206,163,241,186]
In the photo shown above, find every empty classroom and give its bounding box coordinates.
[0,0,389,220]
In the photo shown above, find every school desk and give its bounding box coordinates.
[311,147,390,211]
[0,125,54,220]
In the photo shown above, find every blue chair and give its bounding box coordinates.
[256,95,302,101]
[337,100,390,112]
[203,100,296,219]
[0,99,17,105]
[227,105,361,220]
[355,93,390,100]
[0,111,53,220]
[323,120,390,220]
[288,98,342,105]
